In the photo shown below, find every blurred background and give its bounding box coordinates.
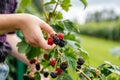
[6,0,120,80]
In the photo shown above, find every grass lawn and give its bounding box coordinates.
[79,35,120,67]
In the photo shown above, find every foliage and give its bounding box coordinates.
[79,20,120,41]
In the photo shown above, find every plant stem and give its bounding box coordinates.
[52,0,60,15]
[49,0,60,21]
[77,69,91,80]
[41,0,48,22]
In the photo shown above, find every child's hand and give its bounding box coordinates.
[16,14,56,50]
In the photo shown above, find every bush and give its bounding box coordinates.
[79,20,120,41]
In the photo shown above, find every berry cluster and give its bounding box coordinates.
[23,59,41,80]
[76,57,85,71]
[48,33,66,47]
[43,54,68,79]
[49,59,68,78]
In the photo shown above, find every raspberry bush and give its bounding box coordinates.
[16,0,120,80]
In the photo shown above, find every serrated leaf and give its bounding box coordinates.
[41,60,50,68]
[34,72,41,80]
[99,74,106,80]
[62,20,79,32]
[80,0,88,9]
[78,48,89,60]
[51,24,64,33]
[17,0,31,12]
[17,40,31,53]
[56,12,63,20]
[104,61,120,75]
[64,48,77,70]
[60,0,71,11]
[62,72,73,80]
[26,47,40,60]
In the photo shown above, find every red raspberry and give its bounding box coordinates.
[56,68,62,75]
[47,37,54,45]
[30,59,36,64]
[57,33,64,39]
[50,59,56,67]
[44,53,49,59]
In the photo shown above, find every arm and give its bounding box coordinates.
[6,34,36,71]
[6,34,30,65]
[0,14,56,49]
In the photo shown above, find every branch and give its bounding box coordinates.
[41,0,48,22]
[77,69,91,80]
[48,0,60,21]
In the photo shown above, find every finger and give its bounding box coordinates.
[39,20,56,36]
[36,29,56,50]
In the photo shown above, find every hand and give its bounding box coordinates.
[15,14,56,50]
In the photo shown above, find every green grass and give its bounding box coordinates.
[79,35,120,67]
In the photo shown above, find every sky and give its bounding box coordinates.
[62,0,120,24]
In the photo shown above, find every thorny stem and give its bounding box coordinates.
[77,69,91,80]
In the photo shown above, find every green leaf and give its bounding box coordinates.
[17,0,31,12]
[17,40,31,53]
[26,47,40,60]
[60,0,71,11]
[104,61,120,75]
[51,24,64,33]
[41,60,50,68]
[62,72,73,80]
[80,0,88,9]
[45,0,56,6]
[56,12,63,20]
[99,74,106,80]
[64,48,77,70]
[64,33,80,42]
[62,20,79,32]
[78,48,89,60]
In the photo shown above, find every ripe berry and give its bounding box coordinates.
[50,72,57,78]
[47,37,54,45]
[56,68,62,75]
[58,39,66,47]
[53,36,60,45]
[35,63,41,71]
[57,33,64,39]
[60,62,67,70]
[44,53,49,59]
[77,58,85,65]
[44,72,49,78]
[30,59,36,64]
[23,75,29,80]
[50,59,56,67]
[77,65,81,69]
